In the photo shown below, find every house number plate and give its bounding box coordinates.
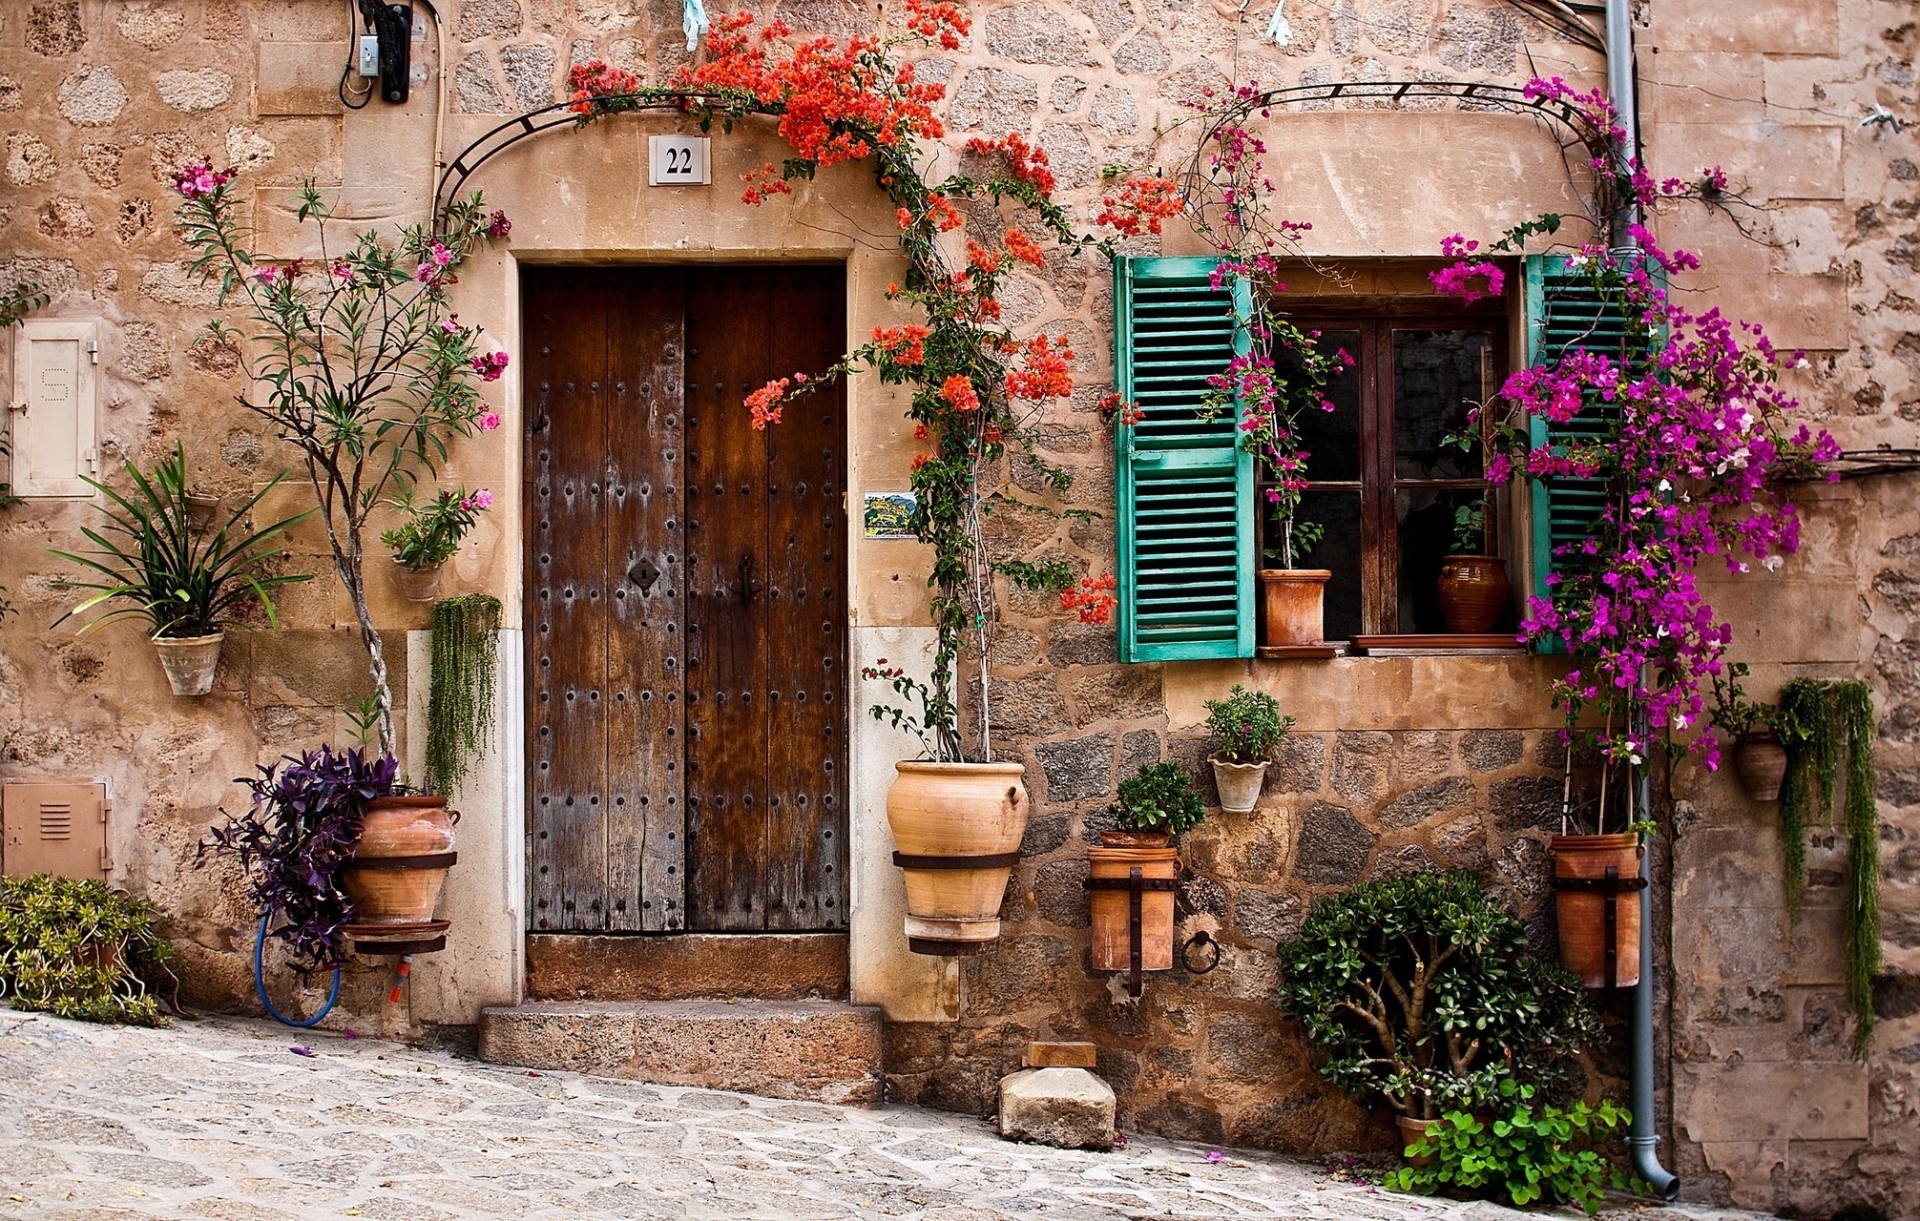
[648,135,712,186]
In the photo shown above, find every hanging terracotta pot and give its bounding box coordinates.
[886,761,1029,956]
[1732,733,1789,802]
[152,631,224,696]
[1087,830,1179,973]
[1210,758,1267,815]
[341,796,459,936]
[395,559,443,603]
[1435,555,1511,633]
[185,492,222,534]
[1549,833,1643,988]
[1258,569,1331,646]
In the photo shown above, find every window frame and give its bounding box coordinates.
[1255,295,1512,638]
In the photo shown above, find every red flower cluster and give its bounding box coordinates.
[741,162,796,205]
[1097,392,1146,427]
[902,0,969,49]
[964,133,1056,199]
[746,376,790,428]
[1096,173,1184,236]
[1060,574,1118,625]
[872,324,930,366]
[171,160,235,200]
[567,60,641,115]
[1004,229,1047,269]
[938,374,980,412]
[1003,334,1074,401]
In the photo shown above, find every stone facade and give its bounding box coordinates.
[0,0,1916,1214]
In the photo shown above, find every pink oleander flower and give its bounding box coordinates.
[171,160,233,199]
[486,210,512,240]
[429,242,453,267]
[414,262,439,284]
[440,317,460,335]
[471,350,510,382]
[478,411,502,432]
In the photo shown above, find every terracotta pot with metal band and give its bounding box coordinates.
[341,796,459,932]
[1258,569,1331,647]
[1086,833,1179,973]
[1549,833,1645,988]
[1435,554,1511,633]
[886,761,1029,956]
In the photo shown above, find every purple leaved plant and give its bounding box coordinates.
[200,745,398,975]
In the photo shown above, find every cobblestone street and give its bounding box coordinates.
[0,1008,1763,1221]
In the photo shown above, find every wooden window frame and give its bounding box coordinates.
[1255,296,1511,638]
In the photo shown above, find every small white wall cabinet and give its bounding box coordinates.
[9,320,99,498]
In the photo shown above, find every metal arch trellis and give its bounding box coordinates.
[1175,79,1615,206]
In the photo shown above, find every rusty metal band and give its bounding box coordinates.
[347,852,459,870]
[891,851,1022,870]
[1081,876,1179,892]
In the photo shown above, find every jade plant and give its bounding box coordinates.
[0,874,177,1026]
[1204,685,1293,765]
[1106,762,1207,840]
[1278,870,1603,1120]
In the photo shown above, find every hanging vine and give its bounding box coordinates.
[1776,678,1880,1055]
[425,594,502,796]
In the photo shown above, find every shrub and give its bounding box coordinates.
[1385,1080,1640,1213]
[0,875,176,1026]
[1278,870,1602,1118]
[1107,761,1206,838]
[1203,685,1294,765]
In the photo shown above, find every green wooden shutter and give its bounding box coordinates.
[1522,254,1662,653]
[1114,256,1255,662]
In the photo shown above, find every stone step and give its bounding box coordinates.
[478,999,884,1106]
[526,933,849,1002]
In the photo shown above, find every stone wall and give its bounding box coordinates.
[1,0,1916,1212]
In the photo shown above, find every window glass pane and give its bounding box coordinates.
[1285,489,1362,641]
[1292,328,1361,482]
[1397,487,1501,633]
[1394,330,1489,479]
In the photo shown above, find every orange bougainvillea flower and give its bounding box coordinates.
[903,0,969,49]
[1004,229,1046,269]
[1004,334,1075,401]
[1060,573,1119,624]
[939,374,980,412]
[872,324,930,366]
[965,133,1056,199]
[910,452,933,471]
[741,162,795,206]
[746,376,790,429]
[1096,173,1184,236]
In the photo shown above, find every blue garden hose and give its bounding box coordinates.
[253,913,340,1028]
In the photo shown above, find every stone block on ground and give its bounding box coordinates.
[1026,1040,1098,1068]
[998,1066,1116,1150]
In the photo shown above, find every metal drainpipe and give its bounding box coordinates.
[1607,0,1680,1197]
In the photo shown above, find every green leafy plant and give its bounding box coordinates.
[1385,1079,1640,1213]
[0,875,177,1026]
[1204,685,1294,765]
[381,486,492,571]
[1278,870,1603,1119]
[1709,662,1779,740]
[1449,500,1486,555]
[425,594,502,795]
[0,280,46,619]
[49,444,313,639]
[1106,762,1206,838]
[1776,678,1879,1054]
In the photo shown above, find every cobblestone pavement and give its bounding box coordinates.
[0,1007,1764,1221]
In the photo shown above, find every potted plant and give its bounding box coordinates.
[1278,870,1604,1159]
[1386,1079,1638,1210]
[50,445,313,695]
[381,486,492,603]
[1203,684,1293,814]
[1711,662,1786,802]
[1087,762,1205,974]
[1435,497,1510,634]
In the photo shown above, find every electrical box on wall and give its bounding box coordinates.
[9,320,98,498]
[2,780,111,880]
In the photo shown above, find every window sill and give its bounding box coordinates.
[1255,644,1339,660]
[1348,634,1526,656]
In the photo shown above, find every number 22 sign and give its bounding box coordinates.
[648,135,712,186]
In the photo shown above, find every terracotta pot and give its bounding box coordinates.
[1087,841,1180,972]
[1550,833,1643,988]
[185,492,221,534]
[1258,569,1331,646]
[152,631,223,696]
[1732,733,1789,802]
[1396,1115,1447,1167]
[1435,555,1511,633]
[1099,828,1171,848]
[1210,757,1268,815]
[395,559,443,603]
[340,796,459,928]
[886,761,1029,956]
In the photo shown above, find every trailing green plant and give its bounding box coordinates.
[1278,870,1604,1119]
[1710,661,1780,740]
[1449,500,1486,555]
[49,444,314,639]
[1776,677,1880,1054]
[1203,685,1293,765]
[0,874,177,1026]
[170,164,509,755]
[1106,761,1206,838]
[381,486,493,571]
[425,594,502,795]
[1384,1079,1641,1213]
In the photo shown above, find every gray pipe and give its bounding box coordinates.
[1608,0,1678,1196]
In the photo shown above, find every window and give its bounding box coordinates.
[1274,309,1508,639]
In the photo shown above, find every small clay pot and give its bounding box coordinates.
[152,631,224,696]
[1732,733,1789,802]
[1210,757,1268,815]
[185,492,222,534]
[1396,1115,1447,1167]
[396,559,443,603]
[340,796,459,928]
[1436,554,1511,633]
[1258,569,1331,647]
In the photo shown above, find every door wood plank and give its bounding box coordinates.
[606,268,689,931]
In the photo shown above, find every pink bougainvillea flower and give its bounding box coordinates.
[746,377,790,429]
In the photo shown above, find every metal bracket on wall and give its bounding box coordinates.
[1084,866,1179,998]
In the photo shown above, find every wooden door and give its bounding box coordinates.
[524,265,848,934]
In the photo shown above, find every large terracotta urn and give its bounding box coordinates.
[1435,554,1511,633]
[1086,830,1180,973]
[886,761,1029,956]
[340,796,458,950]
[1549,833,1643,988]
